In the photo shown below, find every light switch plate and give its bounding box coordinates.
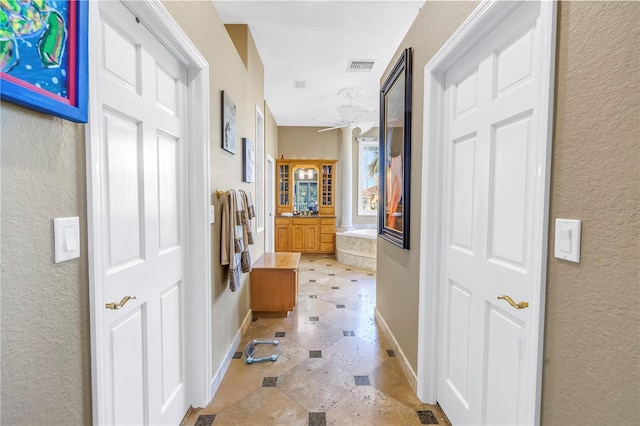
[54,217,80,263]
[554,219,581,263]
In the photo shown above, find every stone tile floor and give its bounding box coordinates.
[182,254,450,426]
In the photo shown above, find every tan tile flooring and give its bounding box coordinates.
[182,254,450,426]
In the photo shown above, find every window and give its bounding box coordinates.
[358,138,379,216]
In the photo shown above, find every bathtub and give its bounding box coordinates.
[335,228,377,271]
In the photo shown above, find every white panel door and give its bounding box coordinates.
[438,2,547,424]
[97,1,187,424]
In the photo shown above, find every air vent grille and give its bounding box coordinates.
[294,80,306,89]
[347,60,375,73]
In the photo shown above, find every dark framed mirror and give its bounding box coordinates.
[379,48,412,249]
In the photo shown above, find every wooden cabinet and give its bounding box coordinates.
[292,218,319,252]
[250,252,301,317]
[275,217,291,251]
[275,158,337,254]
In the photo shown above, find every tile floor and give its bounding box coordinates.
[182,254,450,426]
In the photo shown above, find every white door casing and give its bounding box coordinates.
[417,1,556,425]
[266,154,275,252]
[87,1,211,424]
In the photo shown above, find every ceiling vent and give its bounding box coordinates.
[347,60,376,73]
[294,80,306,89]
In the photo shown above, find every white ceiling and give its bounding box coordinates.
[212,1,425,128]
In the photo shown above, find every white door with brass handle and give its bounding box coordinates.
[436,1,554,424]
[94,1,188,424]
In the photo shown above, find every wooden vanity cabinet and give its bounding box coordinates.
[275,159,337,254]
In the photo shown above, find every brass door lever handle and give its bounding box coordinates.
[105,295,137,310]
[497,295,528,309]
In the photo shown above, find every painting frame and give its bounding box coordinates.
[379,47,412,249]
[0,0,88,123]
[221,90,237,154]
[243,137,255,183]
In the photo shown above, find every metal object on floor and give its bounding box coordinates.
[244,339,280,364]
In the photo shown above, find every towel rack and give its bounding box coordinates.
[216,188,230,199]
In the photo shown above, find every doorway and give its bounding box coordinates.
[86,1,211,423]
[417,1,556,424]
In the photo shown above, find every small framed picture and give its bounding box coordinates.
[221,90,236,154]
[243,138,255,183]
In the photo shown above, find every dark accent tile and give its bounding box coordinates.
[275,331,286,338]
[367,273,374,276]
[343,330,355,337]
[194,414,216,426]
[309,279,317,282]
[232,351,242,359]
[336,304,345,309]
[354,375,370,386]
[345,268,352,271]
[386,349,396,357]
[328,273,335,276]
[261,377,278,387]
[309,350,322,358]
[309,295,318,299]
[417,410,439,424]
[326,264,332,266]
[324,256,333,258]
[251,317,258,322]
[331,286,340,290]
[309,260,316,262]
[309,412,326,426]
[309,268,316,271]
[309,316,319,322]
[351,279,358,282]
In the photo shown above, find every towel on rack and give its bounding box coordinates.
[220,189,256,291]
[221,190,243,291]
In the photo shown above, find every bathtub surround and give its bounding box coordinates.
[336,229,377,271]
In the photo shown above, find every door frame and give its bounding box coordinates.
[416,1,556,423]
[266,154,275,252]
[85,1,212,423]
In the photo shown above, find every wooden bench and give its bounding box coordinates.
[250,252,301,317]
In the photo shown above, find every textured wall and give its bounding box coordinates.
[376,0,479,373]
[542,2,639,424]
[162,1,268,378]
[1,103,92,425]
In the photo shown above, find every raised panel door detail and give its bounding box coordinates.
[156,63,178,115]
[160,283,183,409]
[445,280,472,408]
[157,133,180,251]
[489,113,531,269]
[450,133,476,253]
[482,304,525,425]
[103,21,139,91]
[454,69,478,119]
[275,225,290,252]
[292,225,305,252]
[494,28,534,99]
[110,307,146,425]
[104,110,143,270]
[304,225,319,252]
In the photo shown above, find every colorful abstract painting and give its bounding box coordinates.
[0,0,87,122]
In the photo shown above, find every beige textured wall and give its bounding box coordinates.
[278,126,340,159]
[376,0,479,373]
[542,2,639,424]
[162,2,267,377]
[377,1,639,424]
[1,103,92,425]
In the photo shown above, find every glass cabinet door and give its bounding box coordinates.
[321,164,333,206]
[278,164,290,206]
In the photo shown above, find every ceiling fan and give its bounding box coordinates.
[314,87,377,133]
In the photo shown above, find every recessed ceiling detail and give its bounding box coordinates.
[347,60,376,73]
[294,80,306,89]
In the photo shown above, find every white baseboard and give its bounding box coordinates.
[209,309,253,397]
[374,307,417,392]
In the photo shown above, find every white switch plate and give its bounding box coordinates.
[54,217,80,263]
[554,219,581,263]
[209,205,215,224]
